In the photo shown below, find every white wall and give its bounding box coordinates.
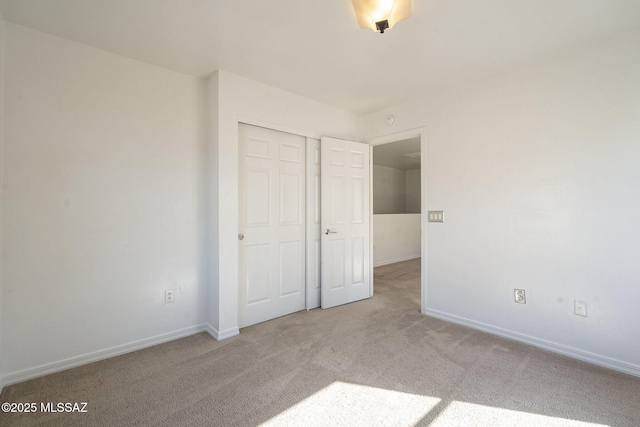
[2,24,208,383]
[406,169,421,213]
[373,165,421,214]
[364,31,640,376]
[373,214,421,267]
[207,70,361,338]
[373,165,406,214]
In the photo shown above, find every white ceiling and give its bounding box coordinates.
[1,1,639,115]
[373,138,421,170]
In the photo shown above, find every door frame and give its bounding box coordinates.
[366,127,428,313]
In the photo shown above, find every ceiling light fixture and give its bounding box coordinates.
[351,0,412,34]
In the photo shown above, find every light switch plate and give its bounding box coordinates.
[428,211,444,222]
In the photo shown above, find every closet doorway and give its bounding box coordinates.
[238,124,373,327]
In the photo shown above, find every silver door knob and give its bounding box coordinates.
[238,233,244,240]
[324,229,337,235]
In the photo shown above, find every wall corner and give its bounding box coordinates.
[205,71,221,334]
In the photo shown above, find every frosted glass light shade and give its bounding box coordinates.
[351,0,412,32]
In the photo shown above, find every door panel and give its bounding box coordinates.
[246,169,270,225]
[321,137,371,309]
[245,244,270,304]
[280,172,301,224]
[280,241,302,296]
[239,124,306,327]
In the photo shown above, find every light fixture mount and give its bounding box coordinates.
[375,20,389,34]
[351,0,412,34]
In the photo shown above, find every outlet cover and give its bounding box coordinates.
[165,289,174,304]
[514,289,526,304]
[574,300,587,317]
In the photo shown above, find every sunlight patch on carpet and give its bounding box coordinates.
[431,401,609,427]
[259,381,441,426]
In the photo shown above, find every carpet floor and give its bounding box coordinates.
[1,258,639,426]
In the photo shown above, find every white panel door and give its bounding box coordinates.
[320,137,371,309]
[239,124,306,327]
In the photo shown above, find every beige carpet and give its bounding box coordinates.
[1,258,639,426]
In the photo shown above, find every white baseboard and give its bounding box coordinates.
[423,308,640,378]
[1,324,209,389]
[205,323,240,341]
[374,254,421,268]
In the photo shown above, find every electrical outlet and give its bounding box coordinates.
[165,289,174,304]
[514,289,526,304]
[574,300,587,317]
